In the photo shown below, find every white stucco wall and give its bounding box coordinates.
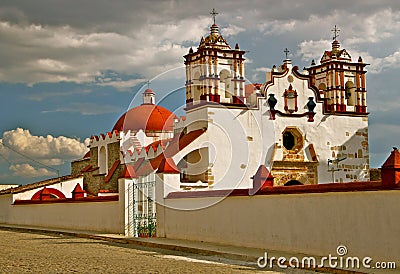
[160,190,400,262]
[0,177,123,234]
[0,194,122,233]
[182,104,275,190]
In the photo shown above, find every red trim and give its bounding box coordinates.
[166,181,398,199]
[250,165,273,195]
[381,148,400,186]
[72,184,86,199]
[157,158,180,174]
[99,189,118,193]
[119,164,138,179]
[80,165,92,173]
[83,151,90,159]
[164,129,206,158]
[104,160,121,183]
[31,187,66,200]
[15,195,118,205]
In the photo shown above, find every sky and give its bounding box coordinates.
[0,0,399,185]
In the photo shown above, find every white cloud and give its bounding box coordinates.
[0,128,89,168]
[297,39,331,62]
[9,163,56,178]
[343,8,400,45]
[366,49,400,74]
[96,78,146,91]
[257,20,296,35]
[0,16,210,85]
[250,67,272,82]
[221,24,245,36]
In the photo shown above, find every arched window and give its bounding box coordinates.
[284,180,303,186]
[318,83,327,92]
[219,69,232,99]
[193,72,201,101]
[345,81,356,106]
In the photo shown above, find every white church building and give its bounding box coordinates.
[0,15,374,239]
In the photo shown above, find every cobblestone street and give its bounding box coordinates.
[0,229,318,273]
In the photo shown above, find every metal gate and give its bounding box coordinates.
[132,174,156,237]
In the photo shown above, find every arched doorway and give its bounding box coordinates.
[284,180,303,186]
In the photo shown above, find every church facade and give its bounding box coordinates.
[70,18,369,196]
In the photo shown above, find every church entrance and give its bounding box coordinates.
[284,180,303,186]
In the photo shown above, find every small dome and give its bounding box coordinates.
[112,104,176,132]
[143,88,154,94]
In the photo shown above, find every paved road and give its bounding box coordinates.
[0,229,317,273]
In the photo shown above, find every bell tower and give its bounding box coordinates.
[307,26,368,114]
[184,9,246,107]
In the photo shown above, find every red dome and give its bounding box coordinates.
[112,104,176,132]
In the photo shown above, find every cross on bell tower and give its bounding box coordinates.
[331,25,340,40]
[210,8,218,25]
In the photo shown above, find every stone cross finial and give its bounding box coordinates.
[284,48,290,59]
[210,8,218,25]
[332,25,340,40]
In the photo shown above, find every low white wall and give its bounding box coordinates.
[0,194,122,234]
[160,190,400,262]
